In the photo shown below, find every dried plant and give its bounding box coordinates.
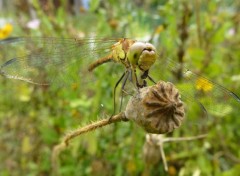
[51,81,185,173]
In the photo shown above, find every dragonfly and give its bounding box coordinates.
[0,37,156,88]
[0,37,239,121]
[0,37,157,115]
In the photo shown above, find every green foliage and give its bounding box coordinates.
[0,0,240,175]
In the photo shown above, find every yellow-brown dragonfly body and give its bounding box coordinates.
[88,38,157,87]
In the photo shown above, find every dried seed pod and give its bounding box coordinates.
[125,81,185,134]
[143,134,162,166]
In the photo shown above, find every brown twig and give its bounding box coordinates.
[194,0,202,47]
[175,1,192,80]
[146,133,207,172]
[159,141,168,171]
[162,134,207,143]
[51,112,127,174]
[64,112,127,145]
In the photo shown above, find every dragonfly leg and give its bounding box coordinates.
[109,71,127,121]
[132,69,142,89]
[147,75,157,84]
[119,71,130,112]
[141,70,149,79]
[141,70,156,87]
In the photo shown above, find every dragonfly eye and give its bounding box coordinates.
[133,53,138,59]
[127,42,145,64]
[138,44,157,71]
[127,42,157,70]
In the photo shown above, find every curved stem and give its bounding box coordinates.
[51,112,128,174]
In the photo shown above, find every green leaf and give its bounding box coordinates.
[221,164,240,176]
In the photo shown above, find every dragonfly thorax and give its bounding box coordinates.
[111,39,136,68]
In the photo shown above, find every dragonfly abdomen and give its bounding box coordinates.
[88,55,113,72]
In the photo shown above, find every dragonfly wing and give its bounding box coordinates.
[165,58,240,118]
[151,54,240,125]
[0,37,119,86]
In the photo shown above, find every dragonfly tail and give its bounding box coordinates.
[88,55,113,72]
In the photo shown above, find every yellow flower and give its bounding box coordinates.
[155,25,164,34]
[126,160,136,174]
[196,77,213,92]
[0,23,13,39]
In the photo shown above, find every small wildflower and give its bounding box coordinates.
[126,160,137,174]
[79,6,87,13]
[226,28,235,38]
[26,19,40,29]
[196,77,213,92]
[0,23,13,39]
[108,19,118,29]
[71,82,79,90]
[155,25,164,34]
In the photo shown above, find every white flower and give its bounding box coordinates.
[26,19,40,29]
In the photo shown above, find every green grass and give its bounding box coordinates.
[0,0,240,175]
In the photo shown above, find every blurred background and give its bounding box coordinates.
[0,0,240,175]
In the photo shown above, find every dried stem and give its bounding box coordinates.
[64,112,127,145]
[175,1,192,80]
[194,0,202,47]
[159,142,168,171]
[162,134,207,143]
[145,133,207,172]
[51,81,188,173]
[51,112,127,174]
[161,134,207,171]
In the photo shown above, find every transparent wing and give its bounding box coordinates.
[151,54,240,122]
[0,37,120,87]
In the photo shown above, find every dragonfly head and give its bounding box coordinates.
[127,42,157,71]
